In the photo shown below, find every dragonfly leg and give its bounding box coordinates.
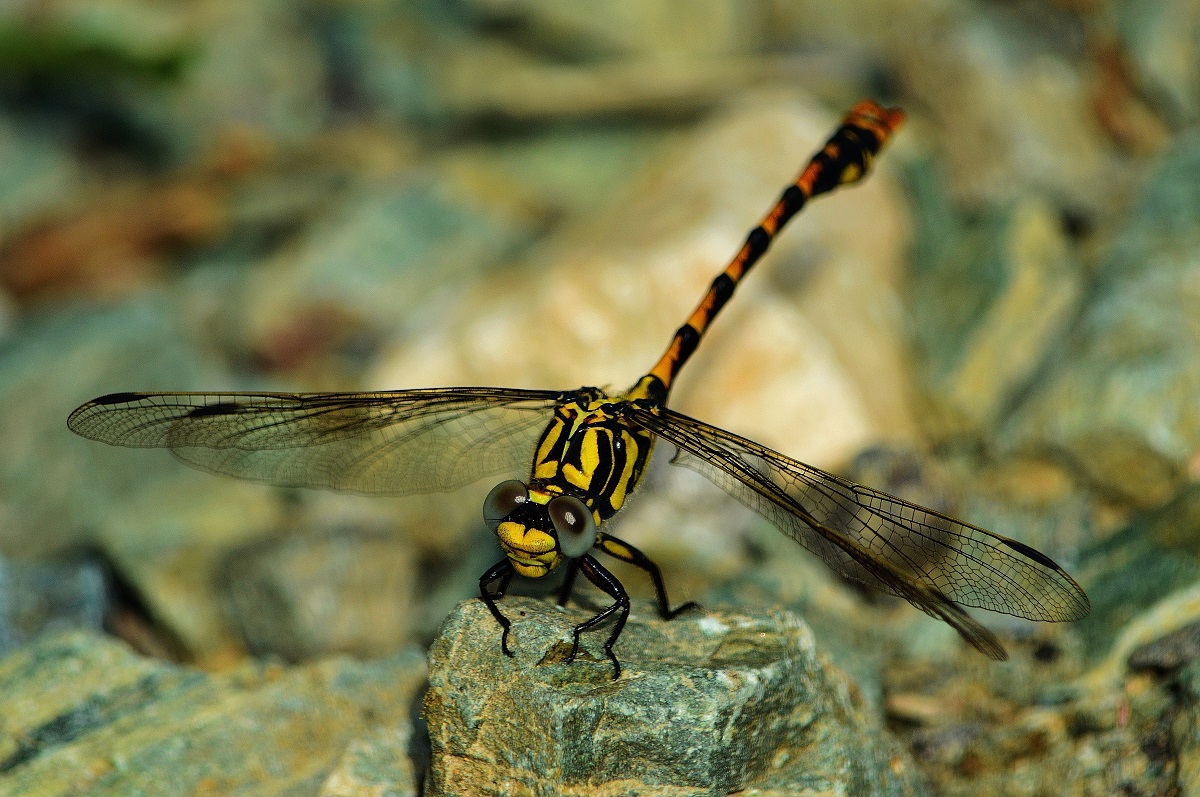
[479,558,516,657]
[568,555,630,680]
[596,532,699,620]
[556,559,580,606]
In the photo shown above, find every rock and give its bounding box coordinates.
[465,0,762,59]
[424,597,926,796]
[163,2,327,157]
[1077,580,1200,694]
[707,526,891,709]
[0,1,190,80]
[894,12,1126,214]
[0,299,227,559]
[96,473,285,664]
[1059,487,1200,670]
[430,39,850,121]
[1113,0,1200,124]
[761,0,956,49]
[1177,661,1200,797]
[884,601,1191,797]
[1001,136,1200,506]
[319,725,417,797]
[220,526,418,662]
[0,3,321,162]
[0,555,109,655]
[1128,620,1200,675]
[0,178,227,303]
[436,125,666,232]
[0,631,426,797]
[0,118,86,236]
[228,172,542,385]
[908,188,1084,438]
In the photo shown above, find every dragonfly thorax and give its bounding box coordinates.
[530,391,657,522]
[484,479,599,578]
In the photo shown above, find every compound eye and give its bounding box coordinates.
[548,495,598,558]
[484,480,529,528]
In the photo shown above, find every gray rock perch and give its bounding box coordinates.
[424,597,926,796]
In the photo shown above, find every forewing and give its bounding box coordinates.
[68,387,570,496]
[626,405,1090,631]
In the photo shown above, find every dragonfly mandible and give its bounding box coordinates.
[68,101,1090,678]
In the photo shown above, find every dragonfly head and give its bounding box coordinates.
[484,480,598,577]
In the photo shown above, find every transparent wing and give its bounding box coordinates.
[626,404,1090,659]
[68,387,572,496]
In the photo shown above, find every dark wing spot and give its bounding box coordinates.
[91,392,146,405]
[1000,538,1062,572]
[186,402,243,418]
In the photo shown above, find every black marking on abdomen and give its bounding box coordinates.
[744,226,770,261]
[807,151,841,195]
[775,184,807,228]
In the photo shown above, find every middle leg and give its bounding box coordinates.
[595,532,699,619]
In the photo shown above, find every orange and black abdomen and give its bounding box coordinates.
[638,100,905,403]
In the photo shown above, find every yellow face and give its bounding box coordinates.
[495,517,561,578]
[484,480,600,578]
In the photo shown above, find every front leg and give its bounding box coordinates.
[568,555,631,680]
[479,558,516,657]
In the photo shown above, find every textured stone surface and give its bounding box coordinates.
[909,189,1083,438]
[1114,0,1200,124]
[220,526,418,662]
[96,473,284,663]
[1128,620,1200,674]
[0,631,426,797]
[318,725,417,797]
[1001,137,1200,505]
[0,300,226,559]
[0,555,108,656]
[233,175,541,371]
[424,597,925,797]
[467,0,761,58]
[1177,661,1200,797]
[894,10,1125,212]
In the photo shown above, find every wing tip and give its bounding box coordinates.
[998,537,1091,622]
[68,392,156,438]
[1061,589,1092,622]
[1000,537,1063,572]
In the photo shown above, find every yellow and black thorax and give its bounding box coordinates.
[529,387,656,521]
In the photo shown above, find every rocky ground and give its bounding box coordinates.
[0,1,1198,795]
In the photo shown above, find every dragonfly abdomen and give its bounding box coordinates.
[641,101,905,399]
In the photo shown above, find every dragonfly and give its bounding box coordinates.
[69,100,1090,678]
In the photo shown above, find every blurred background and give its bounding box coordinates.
[0,0,1197,794]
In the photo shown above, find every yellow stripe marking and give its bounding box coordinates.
[607,430,639,512]
[563,428,599,490]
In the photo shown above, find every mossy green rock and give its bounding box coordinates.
[424,597,925,797]
[0,631,424,796]
[1001,136,1200,505]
